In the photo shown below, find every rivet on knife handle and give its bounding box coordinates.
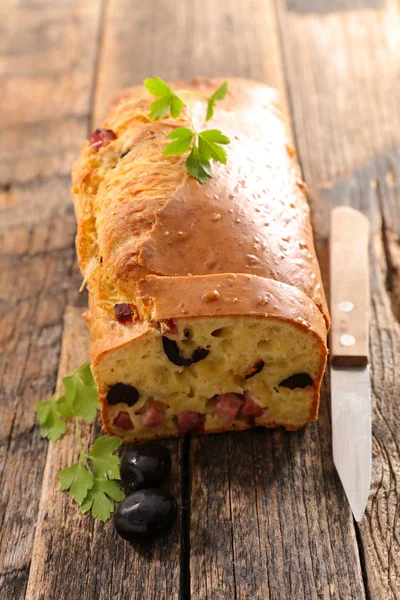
[330,206,370,367]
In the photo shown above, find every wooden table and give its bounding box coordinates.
[1,1,400,598]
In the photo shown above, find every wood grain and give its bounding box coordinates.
[0,2,104,598]
[276,0,400,597]
[330,206,370,367]
[93,0,289,123]
[25,307,182,600]
[190,394,366,600]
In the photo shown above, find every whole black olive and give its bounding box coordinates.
[121,443,172,492]
[114,489,178,542]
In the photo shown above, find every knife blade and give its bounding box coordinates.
[330,206,371,522]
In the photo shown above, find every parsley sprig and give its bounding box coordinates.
[144,77,230,183]
[36,363,99,441]
[36,363,125,522]
[59,426,124,522]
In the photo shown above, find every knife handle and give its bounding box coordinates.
[330,206,370,367]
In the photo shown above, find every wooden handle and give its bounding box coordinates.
[330,206,370,367]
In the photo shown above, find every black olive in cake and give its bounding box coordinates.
[107,383,139,406]
[162,336,209,367]
[279,373,313,390]
[191,347,210,363]
[244,360,265,379]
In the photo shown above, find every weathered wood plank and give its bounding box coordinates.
[0,1,105,598]
[93,0,289,123]
[275,0,400,597]
[169,0,365,598]
[25,307,182,600]
[190,396,366,600]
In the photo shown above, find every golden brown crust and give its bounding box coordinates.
[89,273,327,376]
[71,77,330,439]
[72,77,329,331]
[137,273,327,341]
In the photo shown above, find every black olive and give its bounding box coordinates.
[211,328,222,337]
[162,337,192,366]
[107,383,139,406]
[162,337,209,367]
[279,373,313,389]
[244,360,265,380]
[121,443,171,492]
[114,489,178,542]
[191,347,210,363]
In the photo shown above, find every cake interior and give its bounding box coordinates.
[94,316,326,441]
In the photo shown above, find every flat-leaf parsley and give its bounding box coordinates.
[144,77,230,183]
[36,363,125,523]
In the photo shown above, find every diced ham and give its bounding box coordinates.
[215,393,243,421]
[114,303,137,324]
[141,404,164,428]
[88,128,117,151]
[177,410,200,433]
[158,319,179,336]
[241,392,264,418]
[113,411,133,430]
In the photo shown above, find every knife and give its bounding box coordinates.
[330,205,371,522]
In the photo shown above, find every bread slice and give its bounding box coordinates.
[72,77,329,442]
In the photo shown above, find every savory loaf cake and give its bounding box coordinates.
[72,77,329,442]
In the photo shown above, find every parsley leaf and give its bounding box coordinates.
[170,95,185,118]
[37,362,99,442]
[198,129,230,144]
[143,78,231,183]
[89,435,122,480]
[163,127,193,156]
[36,362,125,524]
[186,146,213,184]
[144,76,172,96]
[58,435,124,522]
[80,479,125,523]
[36,396,66,442]
[148,96,172,120]
[59,463,94,505]
[206,81,228,121]
[58,363,99,424]
[56,394,75,420]
[144,77,185,120]
[71,363,99,423]
[198,129,230,165]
